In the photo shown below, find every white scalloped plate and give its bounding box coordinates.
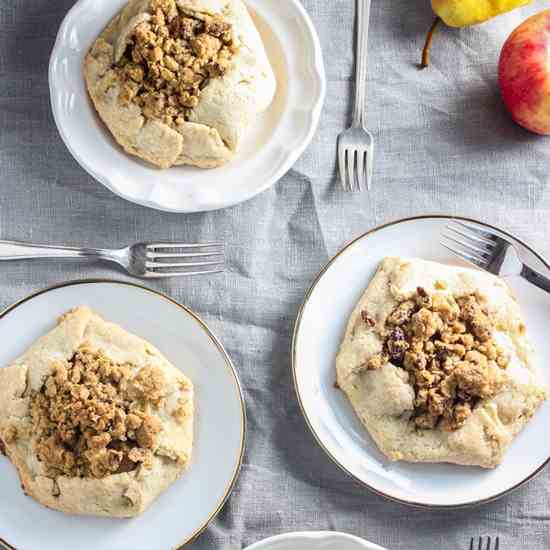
[48,0,325,213]
[293,216,550,508]
[245,531,387,550]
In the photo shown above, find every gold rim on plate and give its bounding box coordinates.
[292,214,550,509]
[0,279,246,550]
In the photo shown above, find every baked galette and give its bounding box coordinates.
[85,0,276,168]
[336,257,547,468]
[0,307,193,517]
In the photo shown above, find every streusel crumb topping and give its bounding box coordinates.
[117,0,238,127]
[361,288,510,431]
[30,346,166,479]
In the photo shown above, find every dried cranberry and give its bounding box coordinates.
[389,327,405,341]
[361,311,376,327]
[386,327,408,363]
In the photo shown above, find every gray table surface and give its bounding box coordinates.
[2,0,550,549]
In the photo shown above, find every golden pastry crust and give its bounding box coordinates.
[336,257,547,469]
[84,0,276,169]
[0,307,194,517]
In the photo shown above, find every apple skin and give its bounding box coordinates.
[499,9,550,135]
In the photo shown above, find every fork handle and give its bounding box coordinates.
[521,264,550,294]
[352,0,371,128]
[0,240,108,261]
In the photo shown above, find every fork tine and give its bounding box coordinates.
[356,150,365,191]
[347,149,357,192]
[338,143,348,191]
[146,243,223,250]
[441,233,488,260]
[478,537,482,550]
[486,536,491,550]
[495,537,499,550]
[469,538,474,550]
[440,241,486,268]
[148,251,223,259]
[145,268,224,278]
[366,149,373,190]
[453,221,499,243]
[146,260,222,269]
[446,224,495,249]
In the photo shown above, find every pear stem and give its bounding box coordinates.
[421,16,441,69]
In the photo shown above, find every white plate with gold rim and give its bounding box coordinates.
[49,0,325,213]
[245,531,387,550]
[0,280,245,550]
[293,215,550,508]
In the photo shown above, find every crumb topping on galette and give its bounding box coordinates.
[0,307,195,517]
[337,257,547,469]
[30,345,166,479]
[117,0,239,128]
[360,287,510,431]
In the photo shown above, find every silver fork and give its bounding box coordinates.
[337,0,374,192]
[0,240,224,279]
[469,536,500,550]
[441,221,550,294]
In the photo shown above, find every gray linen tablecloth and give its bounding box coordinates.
[2,0,550,548]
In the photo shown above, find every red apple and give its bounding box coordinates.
[499,9,550,135]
